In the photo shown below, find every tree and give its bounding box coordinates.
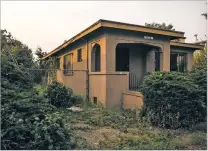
[35,46,47,59]
[193,11,207,69]
[1,29,34,68]
[193,46,207,69]
[145,22,175,31]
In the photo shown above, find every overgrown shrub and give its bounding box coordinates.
[1,30,85,150]
[1,91,78,150]
[140,71,205,129]
[190,67,207,107]
[45,81,73,108]
[71,95,84,106]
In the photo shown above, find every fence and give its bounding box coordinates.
[129,71,140,91]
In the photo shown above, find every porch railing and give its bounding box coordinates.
[129,71,140,91]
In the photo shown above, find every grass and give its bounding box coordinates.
[32,84,207,150]
[57,104,207,150]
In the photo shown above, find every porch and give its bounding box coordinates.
[115,43,162,91]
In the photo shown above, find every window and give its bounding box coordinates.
[155,51,161,71]
[170,52,187,72]
[55,57,60,69]
[63,53,73,75]
[77,48,82,62]
[91,44,101,72]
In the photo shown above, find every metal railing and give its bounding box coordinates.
[129,71,140,91]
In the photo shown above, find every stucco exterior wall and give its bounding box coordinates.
[57,70,87,95]
[89,36,107,73]
[106,73,129,107]
[89,73,106,106]
[105,28,171,72]
[122,91,144,110]
[170,46,194,71]
[56,30,107,103]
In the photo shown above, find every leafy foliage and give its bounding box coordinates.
[45,81,73,108]
[189,67,207,118]
[193,47,207,69]
[35,47,47,59]
[1,29,35,68]
[145,22,175,31]
[140,71,206,129]
[1,29,83,150]
[71,95,85,106]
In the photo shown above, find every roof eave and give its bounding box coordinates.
[42,19,186,60]
[170,41,204,50]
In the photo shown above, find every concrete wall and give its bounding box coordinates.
[89,73,106,106]
[170,46,194,71]
[57,70,87,95]
[106,73,129,107]
[122,91,143,110]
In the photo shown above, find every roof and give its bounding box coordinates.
[170,41,204,50]
[42,19,187,60]
[191,40,207,45]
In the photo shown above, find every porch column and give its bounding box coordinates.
[187,52,193,71]
[162,44,170,71]
[106,35,117,72]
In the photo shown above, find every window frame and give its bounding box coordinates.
[91,44,101,72]
[77,48,82,62]
[170,52,187,72]
[63,53,74,76]
[55,57,61,70]
[155,50,162,72]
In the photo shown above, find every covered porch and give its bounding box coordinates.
[115,43,162,91]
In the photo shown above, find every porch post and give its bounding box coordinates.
[162,44,170,71]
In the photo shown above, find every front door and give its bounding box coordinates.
[116,47,129,71]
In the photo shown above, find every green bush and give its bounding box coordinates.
[1,30,85,150]
[140,71,205,129]
[1,91,77,150]
[71,95,84,106]
[45,81,73,108]
[189,67,207,120]
[190,68,207,106]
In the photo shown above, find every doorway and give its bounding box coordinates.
[116,46,129,72]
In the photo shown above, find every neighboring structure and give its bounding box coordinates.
[42,19,203,108]
[192,40,207,49]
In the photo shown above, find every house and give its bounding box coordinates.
[42,19,203,109]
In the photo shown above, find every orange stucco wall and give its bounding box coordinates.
[106,73,129,108]
[122,91,144,110]
[89,73,106,106]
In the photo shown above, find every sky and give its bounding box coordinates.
[1,1,207,53]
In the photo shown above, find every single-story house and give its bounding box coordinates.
[42,19,203,109]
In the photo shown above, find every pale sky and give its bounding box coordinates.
[1,1,207,53]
